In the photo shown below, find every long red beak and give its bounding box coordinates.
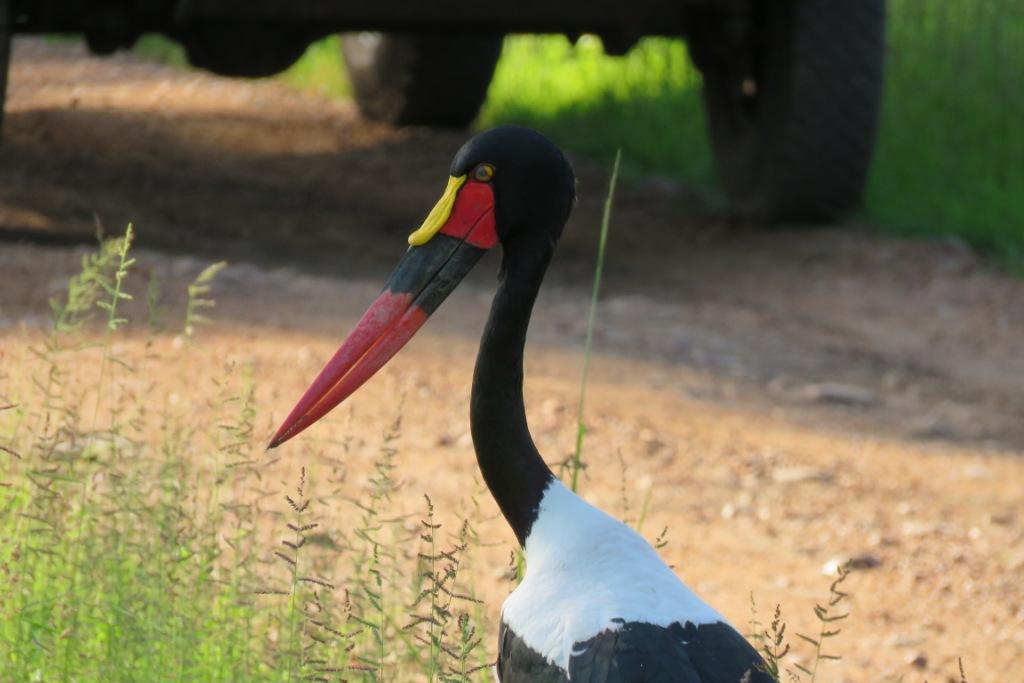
[268,178,498,448]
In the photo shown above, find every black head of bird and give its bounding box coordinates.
[448,125,576,250]
[268,125,576,449]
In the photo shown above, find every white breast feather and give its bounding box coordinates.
[500,480,724,673]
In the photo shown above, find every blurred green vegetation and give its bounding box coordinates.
[131,0,1023,269]
[481,36,715,189]
[134,33,187,65]
[277,35,351,99]
[866,0,1023,268]
[1,230,491,680]
[134,34,351,98]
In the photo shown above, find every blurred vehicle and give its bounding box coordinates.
[3,0,885,222]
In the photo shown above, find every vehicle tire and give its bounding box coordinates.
[180,23,312,78]
[341,32,502,128]
[691,0,886,222]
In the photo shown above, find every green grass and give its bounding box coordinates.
[480,36,715,188]
[568,149,620,493]
[866,0,1024,267]
[134,34,187,66]
[0,229,490,681]
[277,35,351,99]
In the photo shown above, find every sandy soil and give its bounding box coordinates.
[2,39,1023,681]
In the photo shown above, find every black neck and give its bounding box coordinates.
[470,242,556,546]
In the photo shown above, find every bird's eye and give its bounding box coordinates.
[473,164,495,182]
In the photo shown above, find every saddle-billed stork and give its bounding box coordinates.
[269,126,771,682]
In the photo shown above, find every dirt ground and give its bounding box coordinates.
[2,39,1024,681]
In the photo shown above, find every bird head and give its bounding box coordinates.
[269,126,576,448]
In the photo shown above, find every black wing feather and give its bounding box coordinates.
[498,620,568,682]
[498,619,772,683]
[570,621,773,683]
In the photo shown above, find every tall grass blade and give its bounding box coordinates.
[569,149,620,492]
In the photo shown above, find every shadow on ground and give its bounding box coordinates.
[3,38,1024,450]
